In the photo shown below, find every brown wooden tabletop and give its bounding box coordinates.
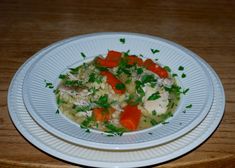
[1,0,235,167]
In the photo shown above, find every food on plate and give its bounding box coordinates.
[54,50,181,135]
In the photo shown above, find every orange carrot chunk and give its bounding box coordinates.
[143,59,168,78]
[143,58,155,68]
[106,50,122,62]
[96,57,119,68]
[147,65,168,78]
[100,71,126,94]
[93,107,115,122]
[120,105,141,131]
[127,55,144,66]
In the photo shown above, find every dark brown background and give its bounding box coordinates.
[1,0,235,167]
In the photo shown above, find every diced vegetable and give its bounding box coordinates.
[96,57,119,68]
[95,51,122,68]
[143,59,155,68]
[147,64,168,78]
[120,105,141,130]
[93,107,115,122]
[127,55,143,66]
[106,50,122,61]
[143,59,168,78]
[100,71,126,94]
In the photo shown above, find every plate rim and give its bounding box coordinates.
[22,32,214,150]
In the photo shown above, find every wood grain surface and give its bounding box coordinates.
[1,0,235,167]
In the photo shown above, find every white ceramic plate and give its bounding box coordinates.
[7,39,225,167]
[22,33,214,150]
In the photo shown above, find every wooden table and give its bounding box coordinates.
[1,0,235,167]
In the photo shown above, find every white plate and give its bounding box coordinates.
[8,39,225,167]
[22,33,214,150]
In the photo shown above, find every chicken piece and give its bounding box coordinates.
[143,85,169,115]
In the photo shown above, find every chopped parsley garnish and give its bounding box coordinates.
[119,38,125,44]
[148,92,161,100]
[136,86,145,96]
[116,57,131,76]
[69,67,80,74]
[178,66,184,71]
[44,80,54,89]
[64,80,83,87]
[139,54,144,57]
[59,74,67,79]
[135,80,143,87]
[56,109,60,114]
[88,73,103,83]
[96,76,103,83]
[80,117,93,130]
[164,66,171,72]
[127,94,143,105]
[56,96,66,114]
[56,96,66,106]
[88,87,98,95]
[95,65,108,71]
[117,68,131,76]
[150,119,158,126]
[73,105,92,112]
[124,50,130,56]
[148,132,153,135]
[82,62,88,68]
[186,104,192,109]
[159,112,173,121]
[152,110,157,116]
[85,129,90,133]
[104,122,125,136]
[115,83,125,90]
[94,94,111,108]
[125,79,132,84]
[164,84,182,97]
[135,80,145,96]
[162,121,169,125]
[88,73,96,82]
[137,68,143,75]
[151,49,160,54]
[181,73,186,78]
[131,97,142,105]
[53,88,60,94]
[172,73,178,77]
[150,82,157,88]
[155,58,159,61]
[80,52,86,59]
[183,88,190,95]
[141,74,157,84]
